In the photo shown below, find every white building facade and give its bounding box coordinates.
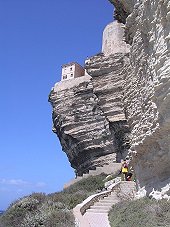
[61,62,85,81]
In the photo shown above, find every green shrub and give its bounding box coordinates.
[49,191,87,209]
[43,209,74,227]
[108,198,170,227]
[64,173,107,193]
[49,173,107,209]
[0,174,106,227]
[0,196,42,227]
[20,201,74,227]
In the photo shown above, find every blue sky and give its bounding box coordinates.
[0,0,114,210]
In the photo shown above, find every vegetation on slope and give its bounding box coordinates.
[0,173,106,227]
[1,173,170,227]
[108,197,170,227]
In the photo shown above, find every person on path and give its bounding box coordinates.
[121,160,128,180]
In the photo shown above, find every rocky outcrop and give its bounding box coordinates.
[109,0,135,23]
[49,53,130,176]
[85,53,131,159]
[110,0,170,197]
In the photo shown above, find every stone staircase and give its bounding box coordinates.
[85,192,120,214]
[74,181,136,227]
[64,162,121,188]
[86,181,135,214]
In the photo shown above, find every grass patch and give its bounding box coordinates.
[1,175,170,227]
[108,198,170,227]
[49,173,106,209]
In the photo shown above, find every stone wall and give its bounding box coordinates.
[110,0,170,196]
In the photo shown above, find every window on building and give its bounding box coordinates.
[63,75,67,79]
[70,67,72,71]
[71,73,73,77]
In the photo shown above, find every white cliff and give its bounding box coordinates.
[110,0,170,198]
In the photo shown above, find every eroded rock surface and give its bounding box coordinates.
[49,54,130,175]
[110,0,170,196]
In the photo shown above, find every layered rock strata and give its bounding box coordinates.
[49,53,130,175]
[85,53,130,160]
[110,0,170,197]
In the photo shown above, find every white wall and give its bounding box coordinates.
[62,64,75,80]
[61,63,84,81]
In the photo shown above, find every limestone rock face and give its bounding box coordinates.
[109,0,135,23]
[111,0,170,196]
[49,54,130,175]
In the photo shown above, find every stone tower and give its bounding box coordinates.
[102,20,130,56]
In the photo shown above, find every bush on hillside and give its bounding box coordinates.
[49,173,107,209]
[0,174,107,227]
[0,192,74,227]
[108,198,170,227]
[0,193,46,227]
[65,172,106,194]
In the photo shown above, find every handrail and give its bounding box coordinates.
[74,178,122,216]
[73,180,136,227]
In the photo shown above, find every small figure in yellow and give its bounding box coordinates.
[121,159,128,180]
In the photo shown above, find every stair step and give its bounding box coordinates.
[103,195,117,198]
[91,205,111,209]
[99,199,118,203]
[93,204,113,209]
[103,196,118,199]
[101,200,120,204]
[95,200,117,205]
[102,199,118,203]
[97,201,115,205]
[86,209,109,213]
[101,197,120,202]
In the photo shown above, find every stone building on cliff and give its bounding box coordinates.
[49,18,130,176]
[61,62,85,81]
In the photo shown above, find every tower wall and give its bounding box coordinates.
[102,21,130,56]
